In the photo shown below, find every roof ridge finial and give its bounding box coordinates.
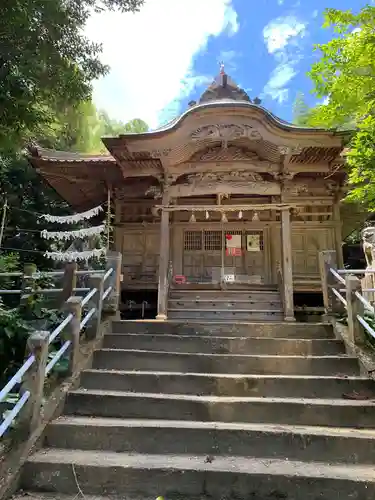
[219,61,225,75]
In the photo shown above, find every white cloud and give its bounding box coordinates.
[84,0,239,128]
[262,15,306,103]
[263,16,306,54]
[263,64,297,103]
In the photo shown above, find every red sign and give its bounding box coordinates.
[174,275,186,285]
[226,248,242,256]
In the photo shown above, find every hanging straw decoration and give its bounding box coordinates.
[40,224,105,241]
[39,205,103,224]
[252,212,260,221]
[44,248,106,262]
[238,210,243,220]
[189,212,196,223]
[205,211,210,220]
[221,212,228,223]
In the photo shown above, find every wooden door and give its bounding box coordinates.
[292,228,334,276]
[183,230,222,283]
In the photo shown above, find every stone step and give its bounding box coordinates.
[111,320,334,338]
[168,299,282,310]
[80,369,375,399]
[11,495,118,500]
[169,290,281,301]
[92,349,359,376]
[64,389,375,428]
[45,416,375,465]
[167,309,284,321]
[102,334,345,356]
[21,449,375,499]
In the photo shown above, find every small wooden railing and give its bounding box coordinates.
[0,251,122,440]
[319,250,375,345]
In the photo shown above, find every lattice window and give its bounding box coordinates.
[204,231,222,251]
[184,231,202,251]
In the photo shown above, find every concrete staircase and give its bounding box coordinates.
[168,288,284,321]
[15,320,375,500]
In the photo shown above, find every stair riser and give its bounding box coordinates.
[168,300,282,310]
[64,393,375,428]
[169,292,280,301]
[21,461,375,499]
[111,321,334,338]
[168,311,283,320]
[92,350,359,376]
[45,423,375,464]
[80,371,375,399]
[102,335,345,356]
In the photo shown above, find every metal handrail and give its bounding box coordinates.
[0,264,116,439]
[325,257,375,347]
[0,270,105,278]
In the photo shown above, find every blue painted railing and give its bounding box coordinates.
[0,251,122,439]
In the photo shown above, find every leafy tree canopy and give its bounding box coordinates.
[39,101,149,153]
[306,6,375,208]
[0,0,144,152]
[292,92,311,126]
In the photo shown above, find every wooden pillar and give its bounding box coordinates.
[333,201,344,269]
[156,205,170,320]
[281,208,295,321]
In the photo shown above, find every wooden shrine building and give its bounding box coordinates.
[28,67,347,322]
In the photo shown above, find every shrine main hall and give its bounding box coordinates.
[29,68,347,322]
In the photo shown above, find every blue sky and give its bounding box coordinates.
[85,0,369,129]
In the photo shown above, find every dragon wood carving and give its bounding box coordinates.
[191,124,262,146]
[186,171,264,185]
[191,145,259,162]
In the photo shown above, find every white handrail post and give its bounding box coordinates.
[86,275,104,340]
[64,297,83,375]
[345,275,365,345]
[319,250,341,318]
[20,331,49,436]
[103,251,122,315]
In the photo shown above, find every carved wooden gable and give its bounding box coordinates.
[190,145,258,162]
[190,124,262,144]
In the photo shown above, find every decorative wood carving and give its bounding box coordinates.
[169,179,280,198]
[150,148,172,158]
[186,171,263,185]
[272,170,296,181]
[191,145,258,162]
[191,124,262,146]
[283,183,309,195]
[278,145,303,155]
[145,185,162,199]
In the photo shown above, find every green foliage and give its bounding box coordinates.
[292,92,311,126]
[0,155,71,269]
[39,102,149,154]
[305,6,375,208]
[0,300,32,385]
[0,0,144,152]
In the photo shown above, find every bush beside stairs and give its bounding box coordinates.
[11,320,375,500]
